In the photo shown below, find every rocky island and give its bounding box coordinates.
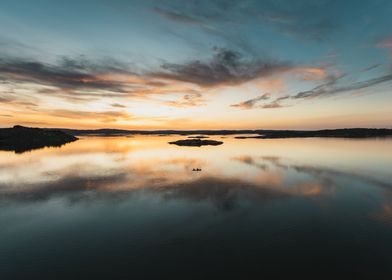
[0,125,78,153]
[169,139,223,147]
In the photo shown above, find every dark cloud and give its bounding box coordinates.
[153,47,291,87]
[0,58,129,91]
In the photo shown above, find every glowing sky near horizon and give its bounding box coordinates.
[0,0,392,129]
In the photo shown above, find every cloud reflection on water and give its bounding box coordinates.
[0,136,391,219]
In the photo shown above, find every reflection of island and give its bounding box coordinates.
[169,139,223,147]
[0,125,78,153]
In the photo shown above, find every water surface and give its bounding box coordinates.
[1,136,392,278]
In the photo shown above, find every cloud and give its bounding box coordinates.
[48,109,132,123]
[231,93,291,110]
[152,0,338,42]
[231,93,271,109]
[152,47,291,87]
[0,56,205,106]
[293,73,392,99]
[291,67,328,81]
[153,7,205,26]
[0,93,38,107]
[0,49,290,106]
[0,57,139,92]
[293,73,345,99]
[165,92,206,108]
[260,100,286,109]
[361,64,381,72]
[111,103,127,108]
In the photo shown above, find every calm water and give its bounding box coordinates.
[1,135,392,279]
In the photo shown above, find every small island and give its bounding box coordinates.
[169,139,223,147]
[0,125,78,153]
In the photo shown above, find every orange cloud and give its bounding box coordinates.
[290,67,328,81]
[254,77,286,92]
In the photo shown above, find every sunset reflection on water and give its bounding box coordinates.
[0,136,392,278]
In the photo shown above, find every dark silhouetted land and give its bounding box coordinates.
[0,125,78,153]
[169,139,223,146]
[1,125,392,153]
[53,127,392,139]
[187,135,209,139]
[235,128,392,139]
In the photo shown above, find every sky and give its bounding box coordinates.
[0,0,392,130]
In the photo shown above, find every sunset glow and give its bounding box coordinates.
[1,0,391,129]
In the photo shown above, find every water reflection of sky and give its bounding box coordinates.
[1,136,391,199]
[0,136,392,278]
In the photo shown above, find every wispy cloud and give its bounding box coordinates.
[231,69,392,110]
[231,93,271,109]
[231,93,290,110]
[361,64,381,72]
[153,7,205,26]
[152,0,338,42]
[164,92,206,108]
[293,73,392,99]
[48,109,132,123]
[110,103,127,108]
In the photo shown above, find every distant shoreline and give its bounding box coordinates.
[47,127,392,139]
[1,125,392,153]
